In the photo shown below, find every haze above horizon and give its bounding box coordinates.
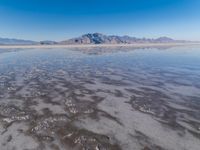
[0,0,200,41]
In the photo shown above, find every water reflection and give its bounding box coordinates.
[0,46,200,150]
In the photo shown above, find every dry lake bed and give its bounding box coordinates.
[0,46,200,150]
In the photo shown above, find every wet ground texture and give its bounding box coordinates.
[0,46,200,150]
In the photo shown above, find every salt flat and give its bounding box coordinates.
[0,46,200,150]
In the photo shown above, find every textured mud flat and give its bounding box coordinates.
[0,47,200,150]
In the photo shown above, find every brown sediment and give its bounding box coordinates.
[57,124,121,150]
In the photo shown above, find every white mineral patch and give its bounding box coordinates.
[75,82,200,150]
[0,122,39,150]
[2,118,13,123]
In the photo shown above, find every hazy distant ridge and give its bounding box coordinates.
[0,38,38,45]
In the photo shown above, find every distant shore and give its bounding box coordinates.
[0,43,199,49]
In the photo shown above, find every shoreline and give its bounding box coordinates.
[0,43,200,49]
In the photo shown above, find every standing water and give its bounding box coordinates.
[0,46,200,150]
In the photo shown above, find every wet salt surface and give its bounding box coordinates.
[0,46,200,150]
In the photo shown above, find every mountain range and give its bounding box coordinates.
[0,38,38,45]
[0,33,191,45]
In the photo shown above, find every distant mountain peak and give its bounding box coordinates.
[155,36,174,42]
[60,33,180,45]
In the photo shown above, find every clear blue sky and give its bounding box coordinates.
[0,0,200,41]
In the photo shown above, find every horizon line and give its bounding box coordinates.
[0,32,196,42]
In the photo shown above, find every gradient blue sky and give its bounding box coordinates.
[0,0,200,41]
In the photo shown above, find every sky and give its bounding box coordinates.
[0,0,200,41]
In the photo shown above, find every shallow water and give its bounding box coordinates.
[0,46,200,150]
